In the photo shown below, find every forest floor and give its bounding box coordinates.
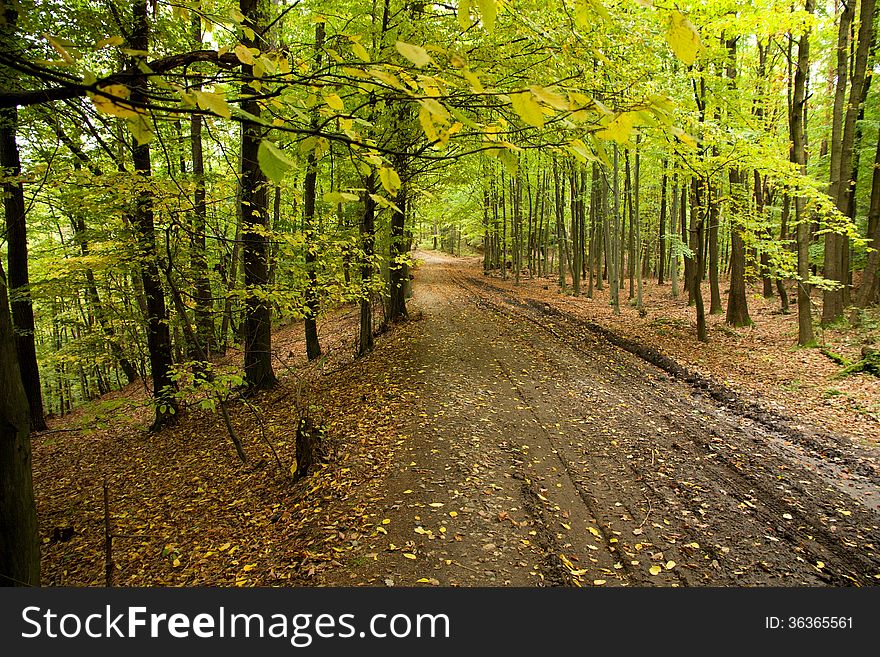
[34,251,880,587]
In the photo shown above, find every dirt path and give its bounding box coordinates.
[320,253,880,587]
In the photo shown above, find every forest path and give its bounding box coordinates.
[320,252,880,587]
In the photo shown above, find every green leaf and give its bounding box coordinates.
[258,140,295,184]
[665,11,702,66]
[477,0,497,33]
[510,90,545,128]
[395,41,432,68]
[194,90,232,119]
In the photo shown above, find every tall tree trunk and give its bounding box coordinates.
[634,144,643,310]
[239,0,276,388]
[388,181,409,323]
[670,176,680,299]
[610,145,621,314]
[691,178,708,342]
[726,169,751,326]
[0,262,39,586]
[854,120,880,311]
[131,0,177,428]
[190,16,215,360]
[793,0,816,345]
[553,158,566,291]
[1,3,45,430]
[1,107,46,431]
[358,174,377,356]
[302,21,324,359]
[658,159,668,285]
[822,1,856,324]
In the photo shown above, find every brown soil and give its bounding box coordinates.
[35,252,880,587]
[319,252,880,587]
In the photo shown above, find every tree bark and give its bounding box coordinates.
[1,107,46,431]
[854,119,880,310]
[358,174,377,356]
[239,0,276,388]
[793,0,816,345]
[0,262,39,586]
[658,159,668,285]
[130,0,178,429]
[190,16,215,360]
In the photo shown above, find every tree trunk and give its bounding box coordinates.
[0,262,39,586]
[1,107,46,432]
[302,21,324,359]
[726,170,751,326]
[691,178,708,342]
[131,0,178,428]
[358,174,377,356]
[190,16,215,360]
[658,160,668,285]
[240,0,276,388]
[854,119,880,311]
[793,0,816,345]
[388,183,409,323]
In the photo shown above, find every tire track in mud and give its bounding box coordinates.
[452,270,880,586]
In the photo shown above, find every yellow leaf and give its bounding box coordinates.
[395,41,431,68]
[403,553,417,560]
[379,166,402,195]
[172,558,181,567]
[403,489,413,494]
[476,0,497,33]
[45,34,74,64]
[243,563,257,571]
[194,90,232,120]
[96,36,124,49]
[351,40,370,62]
[458,0,473,30]
[218,543,231,552]
[649,565,662,575]
[235,44,258,65]
[91,84,140,118]
[665,561,676,570]
[588,527,601,537]
[463,69,484,93]
[596,112,635,145]
[324,93,345,111]
[593,579,606,585]
[428,502,444,508]
[530,85,569,111]
[510,90,544,128]
[816,561,825,569]
[381,518,391,525]
[449,511,458,517]
[665,10,702,66]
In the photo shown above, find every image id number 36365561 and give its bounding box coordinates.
[765,617,853,630]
